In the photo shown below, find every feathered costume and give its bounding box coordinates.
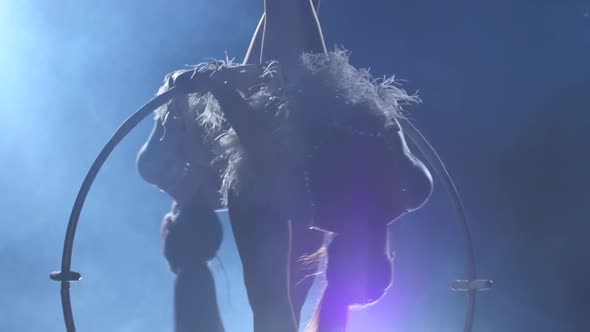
[154,49,426,234]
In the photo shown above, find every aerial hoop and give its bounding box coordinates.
[49,87,180,332]
[51,70,491,332]
[399,118,492,332]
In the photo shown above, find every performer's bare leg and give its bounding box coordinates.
[311,224,392,332]
[228,189,298,332]
[235,1,327,329]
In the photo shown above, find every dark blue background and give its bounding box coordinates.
[1,0,588,331]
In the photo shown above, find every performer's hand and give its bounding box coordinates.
[167,63,269,94]
[209,63,271,91]
[166,69,211,94]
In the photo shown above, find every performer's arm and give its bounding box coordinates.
[244,0,322,64]
[170,66,278,166]
[262,0,327,63]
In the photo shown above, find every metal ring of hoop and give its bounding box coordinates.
[50,84,490,332]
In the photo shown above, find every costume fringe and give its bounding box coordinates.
[153,50,419,207]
